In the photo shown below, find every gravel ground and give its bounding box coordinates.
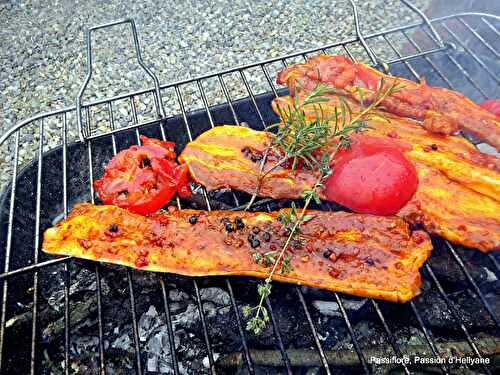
[1,0,431,189]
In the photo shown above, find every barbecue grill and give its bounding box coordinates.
[0,1,499,373]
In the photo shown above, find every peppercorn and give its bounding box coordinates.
[365,257,375,266]
[431,144,438,151]
[188,215,198,225]
[252,226,260,234]
[141,157,151,168]
[247,234,256,242]
[292,239,302,249]
[250,239,261,248]
[225,223,234,232]
[323,249,333,259]
[262,232,271,242]
[235,217,245,230]
[109,223,119,232]
[250,154,262,162]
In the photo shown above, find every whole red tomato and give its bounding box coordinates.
[480,99,500,117]
[324,135,418,215]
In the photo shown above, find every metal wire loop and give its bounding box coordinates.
[75,18,165,141]
[400,0,445,48]
[348,0,389,73]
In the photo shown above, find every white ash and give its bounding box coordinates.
[172,303,201,331]
[483,267,498,283]
[139,305,164,342]
[139,305,182,374]
[202,353,220,369]
[111,327,134,352]
[312,298,367,317]
[47,268,111,312]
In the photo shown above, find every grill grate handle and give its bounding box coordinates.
[75,18,166,141]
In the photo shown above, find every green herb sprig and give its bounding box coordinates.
[243,77,403,335]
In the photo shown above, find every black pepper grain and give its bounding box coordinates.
[323,249,333,259]
[292,239,302,249]
[250,239,261,248]
[188,215,198,225]
[262,232,271,242]
[250,154,262,162]
[225,223,234,232]
[109,223,119,233]
[431,144,438,151]
[252,226,260,234]
[247,234,256,242]
[235,217,245,230]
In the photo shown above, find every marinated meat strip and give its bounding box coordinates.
[277,55,500,150]
[43,203,432,303]
[273,94,500,201]
[179,125,500,252]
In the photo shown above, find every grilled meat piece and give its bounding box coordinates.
[179,125,500,252]
[277,55,500,150]
[400,163,500,251]
[273,94,500,201]
[43,203,432,303]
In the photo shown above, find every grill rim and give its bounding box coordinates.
[0,6,499,375]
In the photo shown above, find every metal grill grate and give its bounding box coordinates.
[0,2,499,374]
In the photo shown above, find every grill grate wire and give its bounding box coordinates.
[0,2,499,374]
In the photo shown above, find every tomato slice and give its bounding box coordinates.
[324,135,418,215]
[94,136,191,215]
[480,99,500,117]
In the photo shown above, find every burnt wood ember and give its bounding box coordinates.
[0,10,499,375]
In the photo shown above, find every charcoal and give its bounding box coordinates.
[139,305,164,342]
[169,301,189,315]
[428,249,494,290]
[173,304,201,331]
[200,287,231,306]
[144,323,179,373]
[416,283,500,332]
[111,327,133,353]
[169,289,190,302]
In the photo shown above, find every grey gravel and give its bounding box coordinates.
[0,0,431,191]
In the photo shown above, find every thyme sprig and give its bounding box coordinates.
[243,77,403,335]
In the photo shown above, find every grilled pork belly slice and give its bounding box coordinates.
[43,204,432,303]
[179,126,500,252]
[273,94,500,202]
[277,55,500,150]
